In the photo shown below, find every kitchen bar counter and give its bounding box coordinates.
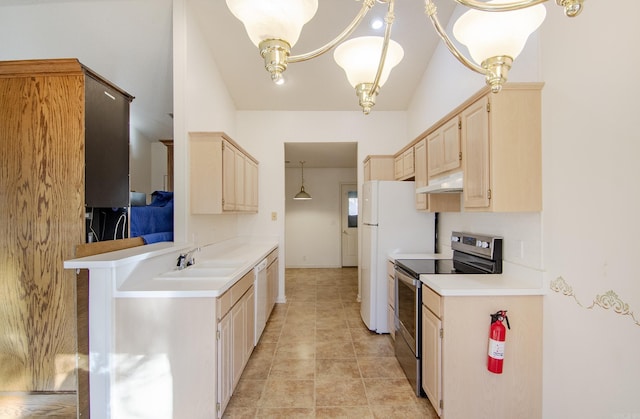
[387,252,545,297]
[63,236,279,419]
[64,237,278,298]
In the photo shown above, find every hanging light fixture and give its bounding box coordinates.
[293,161,312,200]
[334,36,404,115]
[425,0,583,92]
[226,0,585,111]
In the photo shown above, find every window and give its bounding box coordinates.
[348,190,358,228]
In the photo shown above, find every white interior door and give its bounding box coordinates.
[341,183,358,267]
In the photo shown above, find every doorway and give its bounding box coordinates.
[284,142,357,268]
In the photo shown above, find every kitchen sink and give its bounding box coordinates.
[155,266,239,280]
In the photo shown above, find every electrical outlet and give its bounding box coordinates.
[271,212,277,221]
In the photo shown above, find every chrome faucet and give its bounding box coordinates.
[177,247,200,270]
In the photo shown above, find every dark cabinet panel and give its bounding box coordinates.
[84,71,133,208]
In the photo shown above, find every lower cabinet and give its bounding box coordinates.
[387,260,396,340]
[217,311,233,415]
[266,249,279,319]
[421,286,543,418]
[421,303,442,414]
[217,271,256,416]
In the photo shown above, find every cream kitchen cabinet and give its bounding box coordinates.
[217,309,232,415]
[414,138,461,213]
[394,147,415,180]
[421,285,543,418]
[217,270,256,416]
[190,131,259,214]
[427,117,461,179]
[386,260,396,340]
[266,249,279,320]
[363,155,395,181]
[245,158,259,212]
[461,84,542,212]
[414,139,428,211]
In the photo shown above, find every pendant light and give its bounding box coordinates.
[293,160,312,200]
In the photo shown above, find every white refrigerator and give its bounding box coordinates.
[360,180,435,333]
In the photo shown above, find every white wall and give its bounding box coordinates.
[234,111,406,300]
[130,127,152,198]
[174,0,240,245]
[285,167,357,268]
[151,141,169,194]
[539,1,640,417]
[407,3,640,418]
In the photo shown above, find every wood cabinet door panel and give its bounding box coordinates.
[427,130,444,178]
[462,97,490,208]
[0,70,84,394]
[414,139,427,210]
[223,141,237,211]
[422,306,442,416]
[217,313,232,415]
[442,117,461,172]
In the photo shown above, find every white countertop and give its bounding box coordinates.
[387,252,545,297]
[64,237,278,298]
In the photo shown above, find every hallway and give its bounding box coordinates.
[223,268,437,418]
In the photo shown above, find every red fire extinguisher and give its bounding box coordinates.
[487,310,510,374]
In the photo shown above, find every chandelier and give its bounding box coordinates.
[225,0,584,114]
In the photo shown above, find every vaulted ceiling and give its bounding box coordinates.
[0,0,456,167]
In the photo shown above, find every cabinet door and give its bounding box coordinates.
[414,139,428,211]
[223,141,237,211]
[422,306,442,416]
[235,152,246,211]
[428,117,460,179]
[231,298,245,389]
[217,313,232,416]
[266,260,278,317]
[427,129,444,178]
[244,286,255,360]
[461,96,491,209]
[245,159,258,212]
[394,154,404,179]
[402,148,414,177]
[442,117,461,172]
[388,305,395,340]
[85,73,131,208]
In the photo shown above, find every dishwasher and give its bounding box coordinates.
[254,258,268,344]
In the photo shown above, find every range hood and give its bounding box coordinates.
[416,171,463,194]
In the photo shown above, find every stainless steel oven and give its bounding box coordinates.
[394,231,504,398]
[394,264,423,396]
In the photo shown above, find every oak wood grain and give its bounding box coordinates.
[0,60,84,418]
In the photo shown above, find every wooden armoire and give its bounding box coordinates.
[0,59,133,417]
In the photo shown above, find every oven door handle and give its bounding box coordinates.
[396,268,420,288]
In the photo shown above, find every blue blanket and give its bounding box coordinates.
[130,191,174,241]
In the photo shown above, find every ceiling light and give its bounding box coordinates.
[334,36,404,115]
[227,0,585,112]
[453,1,546,92]
[293,161,312,200]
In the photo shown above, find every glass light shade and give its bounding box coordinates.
[452,1,546,66]
[333,36,404,88]
[226,0,318,48]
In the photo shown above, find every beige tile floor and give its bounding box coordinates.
[223,267,438,418]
